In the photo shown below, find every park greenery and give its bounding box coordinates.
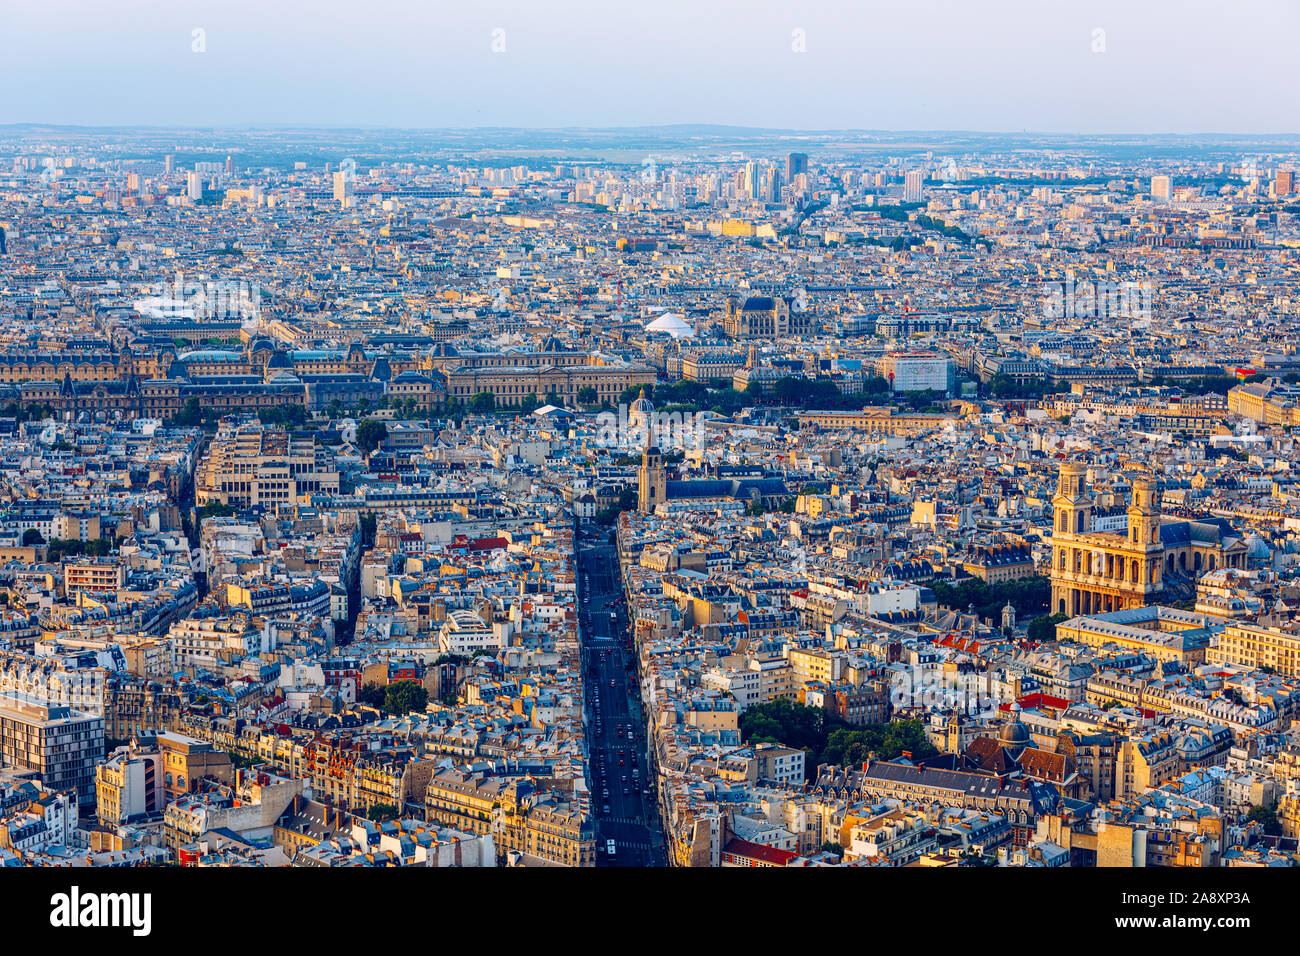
[738,699,937,782]
[929,574,1051,623]
[359,680,429,715]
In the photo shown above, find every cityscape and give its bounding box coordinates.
[0,7,1297,907]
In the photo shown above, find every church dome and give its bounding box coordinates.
[629,388,653,415]
[997,702,1031,755]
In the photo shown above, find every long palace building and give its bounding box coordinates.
[1049,462,1246,617]
[1,337,655,420]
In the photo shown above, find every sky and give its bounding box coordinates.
[3,0,1298,134]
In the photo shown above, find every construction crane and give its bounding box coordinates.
[573,269,623,311]
[600,270,623,311]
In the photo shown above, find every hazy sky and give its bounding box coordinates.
[3,0,1297,133]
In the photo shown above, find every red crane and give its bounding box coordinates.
[574,270,622,310]
[600,271,623,310]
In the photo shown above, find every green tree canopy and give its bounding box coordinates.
[356,418,388,454]
[383,680,429,715]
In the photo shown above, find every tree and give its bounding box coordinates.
[577,386,598,406]
[196,501,236,521]
[173,397,204,427]
[21,528,43,546]
[1247,802,1283,836]
[739,701,937,782]
[1027,611,1068,643]
[383,680,429,715]
[257,404,308,427]
[355,419,388,454]
[739,700,826,752]
[930,575,1051,623]
[470,392,496,413]
[367,803,400,823]
[358,682,386,709]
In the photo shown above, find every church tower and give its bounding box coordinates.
[638,446,666,513]
[1053,461,1092,536]
[1127,477,1161,546]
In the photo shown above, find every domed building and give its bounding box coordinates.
[262,349,294,380]
[628,387,654,432]
[996,703,1032,760]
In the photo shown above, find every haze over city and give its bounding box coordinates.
[3,0,1298,132]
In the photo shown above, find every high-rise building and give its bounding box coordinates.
[225,155,234,175]
[904,170,925,203]
[164,154,174,174]
[186,170,203,201]
[763,166,782,202]
[1151,175,1173,200]
[333,170,353,203]
[785,152,808,182]
[1276,169,1295,197]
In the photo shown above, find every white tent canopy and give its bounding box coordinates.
[644,311,695,338]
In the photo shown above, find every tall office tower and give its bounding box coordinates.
[1276,169,1295,197]
[743,161,761,200]
[0,226,6,255]
[763,166,782,202]
[904,170,925,203]
[333,170,353,203]
[225,155,234,175]
[1151,175,1173,200]
[127,172,141,195]
[785,152,808,182]
[165,154,174,174]
[186,170,203,201]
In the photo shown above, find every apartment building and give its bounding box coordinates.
[0,694,104,806]
[195,423,340,508]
